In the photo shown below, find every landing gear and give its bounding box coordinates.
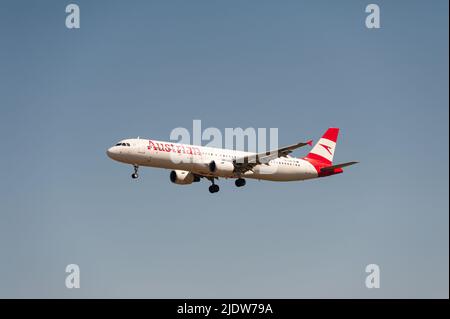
[131,165,139,179]
[208,178,220,193]
[235,178,246,187]
[209,184,220,193]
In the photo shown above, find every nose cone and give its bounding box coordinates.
[106,147,117,159]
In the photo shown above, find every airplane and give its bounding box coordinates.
[106,127,358,193]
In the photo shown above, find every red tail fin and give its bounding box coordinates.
[304,128,339,165]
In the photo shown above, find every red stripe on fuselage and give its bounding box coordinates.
[303,155,343,177]
[304,153,332,166]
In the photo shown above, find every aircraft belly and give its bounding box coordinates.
[245,164,318,181]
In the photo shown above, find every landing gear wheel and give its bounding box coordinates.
[131,165,139,179]
[209,184,220,193]
[235,178,246,187]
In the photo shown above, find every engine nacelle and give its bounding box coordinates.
[170,170,195,185]
[208,160,235,177]
[191,160,211,175]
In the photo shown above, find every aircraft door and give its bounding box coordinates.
[137,140,151,163]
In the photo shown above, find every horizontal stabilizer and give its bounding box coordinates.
[320,161,359,172]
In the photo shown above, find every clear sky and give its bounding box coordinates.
[0,0,448,298]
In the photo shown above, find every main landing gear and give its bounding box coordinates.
[207,178,246,193]
[131,165,139,179]
[235,178,246,187]
[208,178,220,193]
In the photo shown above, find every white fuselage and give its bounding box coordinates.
[107,138,319,181]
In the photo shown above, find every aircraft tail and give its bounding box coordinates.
[304,127,339,165]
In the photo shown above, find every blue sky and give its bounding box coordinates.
[0,0,448,298]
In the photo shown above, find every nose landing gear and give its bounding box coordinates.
[131,165,139,179]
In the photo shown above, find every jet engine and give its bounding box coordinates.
[170,170,197,185]
[208,160,235,177]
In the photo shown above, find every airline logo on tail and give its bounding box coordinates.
[319,143,333,155]
[305,127,339,165]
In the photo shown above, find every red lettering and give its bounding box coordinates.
[156,143,165,151]
[148,140,156,151]
[192,147,202,156]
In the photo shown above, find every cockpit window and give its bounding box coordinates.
[115,143,121,146]
[115,143,131,147]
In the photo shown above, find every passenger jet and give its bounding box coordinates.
[106,127,357,193]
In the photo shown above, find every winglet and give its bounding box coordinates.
[307,139,313,146]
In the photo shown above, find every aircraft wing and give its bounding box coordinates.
[233,140,313,174]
